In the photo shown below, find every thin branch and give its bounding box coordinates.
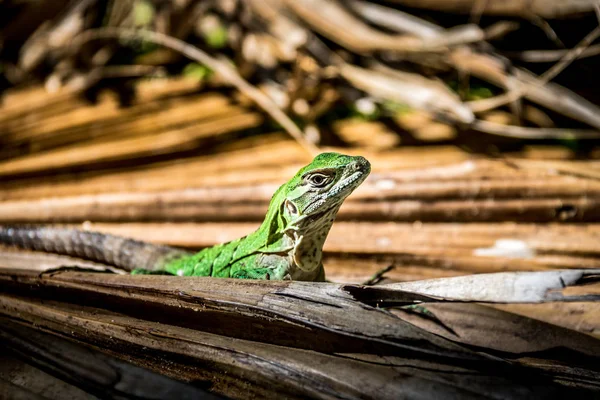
[88,64,163,79]
[473,119,600,139]
[468,25,600,114]
[469,0,488,25]
[285,0,485,53]
[69,28,319,156]
[347,0,600,129]
[340,63,474,123]
[347,0,441,38]
[503,44,600,63]
[540,26,600,83]
[483,21,520,41]
[527,14,565,48]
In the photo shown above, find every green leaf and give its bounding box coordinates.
[134,0,155,27]
[203,26,228,49]
[382,100,411,115]
[467,86,494,101]
[182,63,214,81]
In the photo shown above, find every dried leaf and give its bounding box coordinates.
[376,270,600,303]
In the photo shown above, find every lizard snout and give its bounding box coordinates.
[351,156,370,173]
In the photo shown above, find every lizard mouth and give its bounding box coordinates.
[328,170,365,198]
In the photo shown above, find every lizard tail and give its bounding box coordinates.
[0,225,190,272]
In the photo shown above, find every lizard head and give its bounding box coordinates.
[282,152,370,229]
[252,152,370,278]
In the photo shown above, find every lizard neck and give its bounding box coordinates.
[287,204,341,276]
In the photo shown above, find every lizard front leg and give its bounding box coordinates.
[231,255,292,280]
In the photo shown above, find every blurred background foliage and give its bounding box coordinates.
[1,0,600,155]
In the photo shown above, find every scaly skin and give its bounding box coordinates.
[0,153,370,281]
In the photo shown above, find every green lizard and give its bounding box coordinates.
[0,153,370,281]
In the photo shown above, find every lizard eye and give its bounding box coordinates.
[308,173,329,187]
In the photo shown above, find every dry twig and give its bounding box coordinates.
[70,27,319,155]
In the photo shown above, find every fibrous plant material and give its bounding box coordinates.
[1,268,599,398]
[3,0,600,144]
